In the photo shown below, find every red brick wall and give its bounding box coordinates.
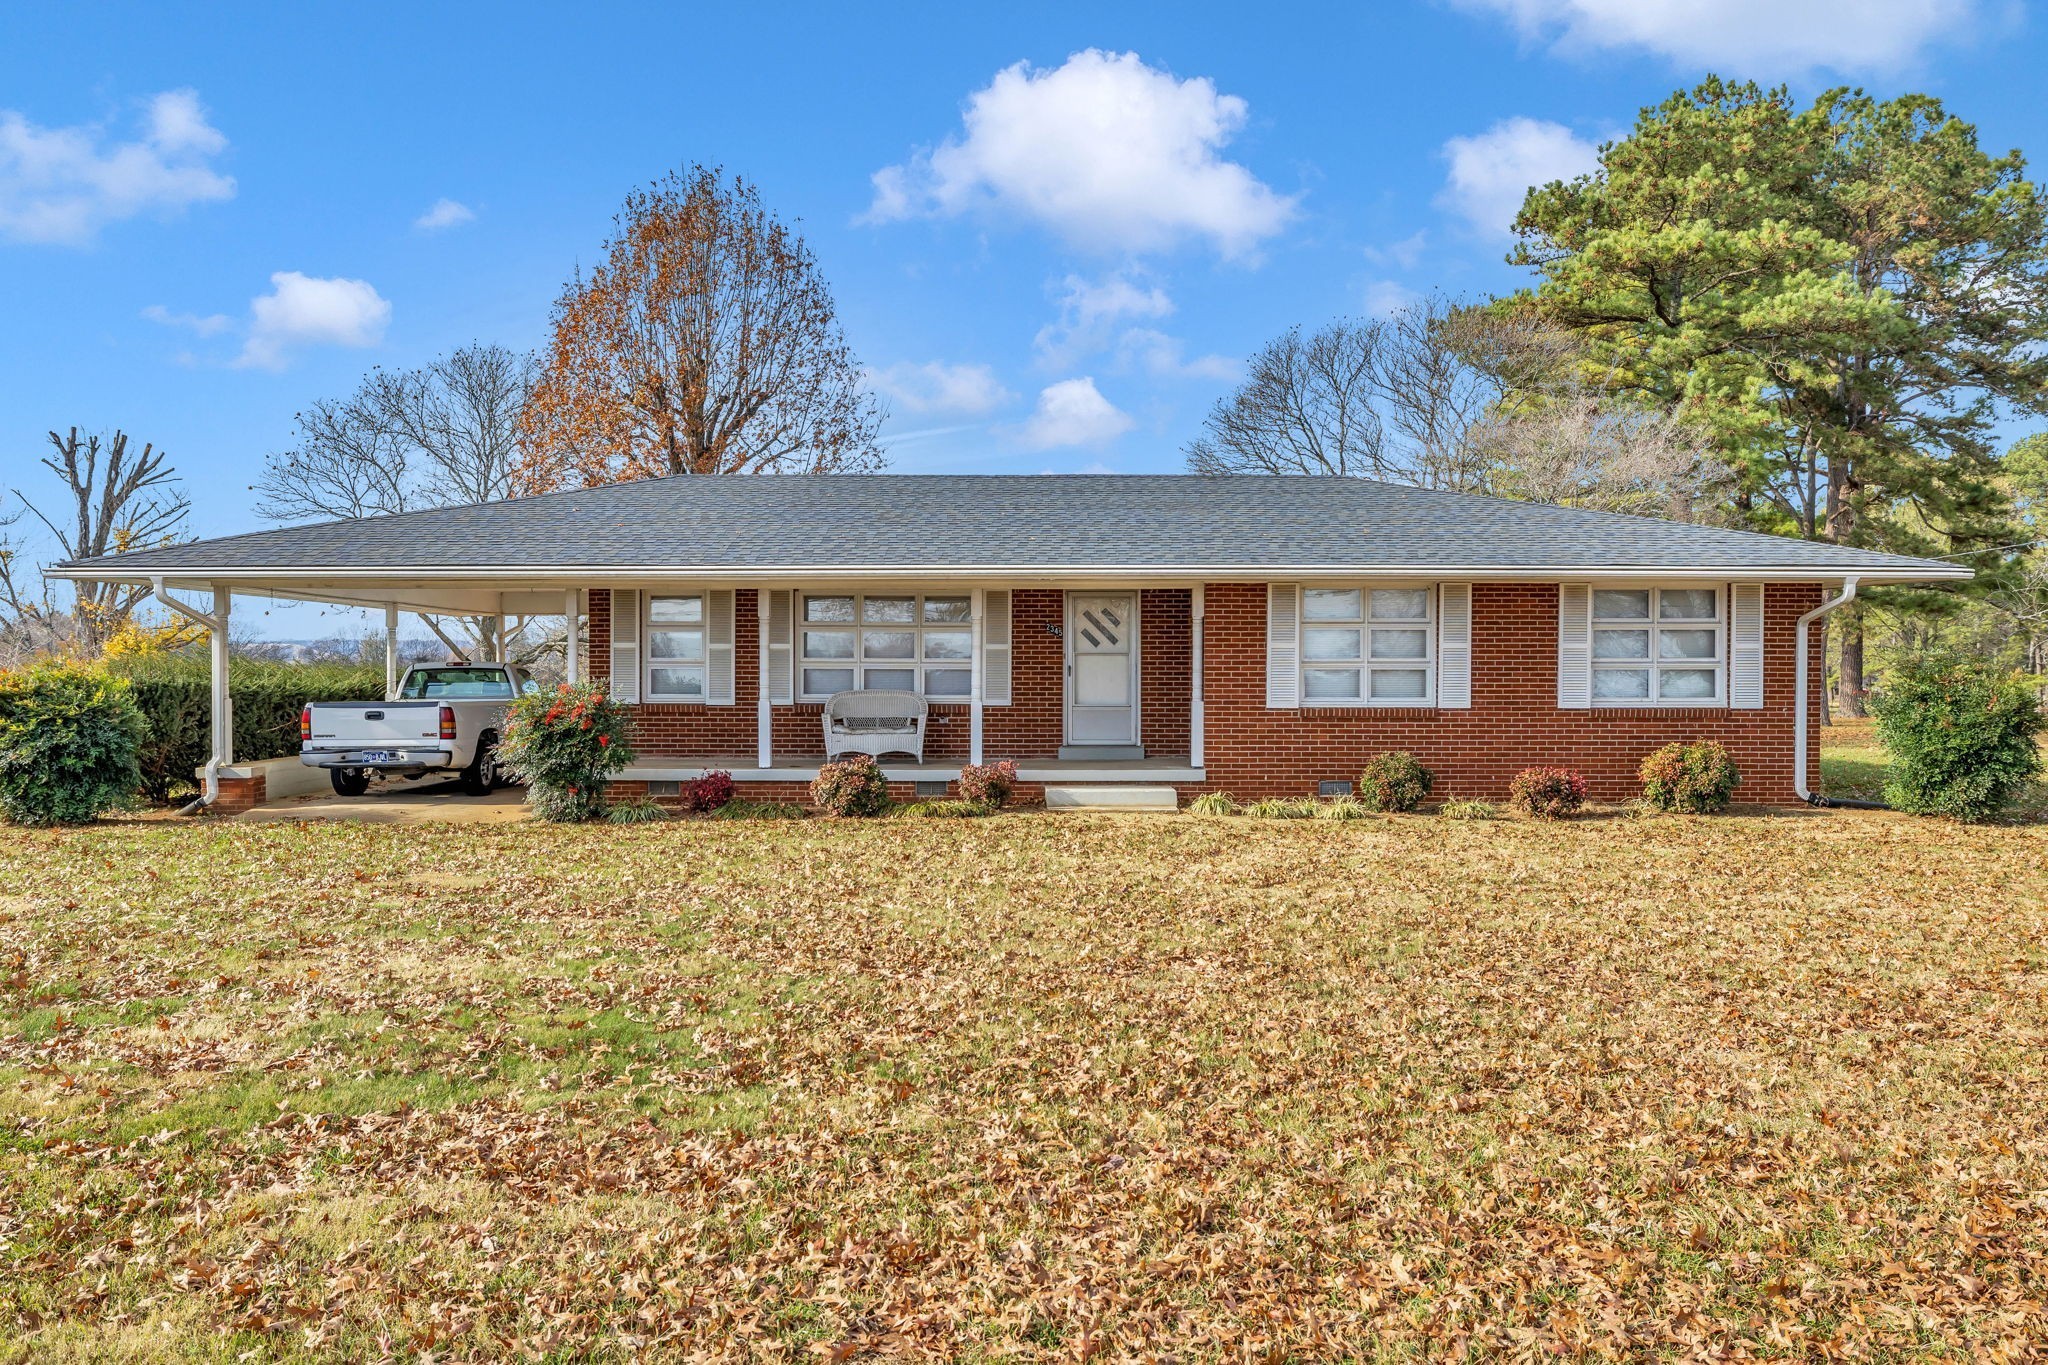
[1196,581,1823,804]
[588,581,1823,805]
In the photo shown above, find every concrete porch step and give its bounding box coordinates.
[1044,784,1180,812]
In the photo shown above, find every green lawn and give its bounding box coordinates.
[3,799,2046,1360]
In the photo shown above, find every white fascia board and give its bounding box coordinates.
[48,562,1973,587]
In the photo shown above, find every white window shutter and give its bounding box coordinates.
[982,590,1012,706]
[765,589,794,705]
[1730,583,1764,709]
[609,589,640,704]
[1556,583,1591,709]
[1437,582,1472,709]
[1266,583,1300,709]
[706,589,735,705]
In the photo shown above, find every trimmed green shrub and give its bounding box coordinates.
[0,661,147,826]
[956,760,1018,809]
[112,655,386,801]
[1186,791,1237,816]
[496,682,635,822]
[811,753,891,817]
[1509,767,1587,820]
[1638,740,1741,814]
[1871,653,2045,822]
[1440,798,1497,821]
[1357,751,1433,812]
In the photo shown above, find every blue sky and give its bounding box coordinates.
[3,1,2041,637]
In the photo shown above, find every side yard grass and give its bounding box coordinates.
[3,805,2046,1359]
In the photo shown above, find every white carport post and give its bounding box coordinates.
[563,588,581,683]
[384,604,399,700]
[209,585,233,771]
[970,589,985,766]
[1190,584,1205,768]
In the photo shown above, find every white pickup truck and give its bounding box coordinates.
[300,664,538,797]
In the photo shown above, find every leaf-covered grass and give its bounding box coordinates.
[3,805,2046,1359]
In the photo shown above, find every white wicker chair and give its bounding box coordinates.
[822,689,928,762]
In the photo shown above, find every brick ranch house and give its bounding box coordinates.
[57,474,1966,810]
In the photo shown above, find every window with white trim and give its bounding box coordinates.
[1591,586,1723,704]
[799,594,973,700]
[1300,586,1435,704]
[645,594,707,700]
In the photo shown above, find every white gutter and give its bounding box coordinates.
[149,577,229,813]
[1794,576,1859,804]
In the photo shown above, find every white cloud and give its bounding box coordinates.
[414,197,475,230]
[1363,230,1428,271]
[1437,117,1600,236]
[235,270,391,370]
[1453,0,1977,74]
[866,360,1014,415]
[141,303,232,337]
[865,49,1297,258]
[1034,272,1174,368]
[0,89,234,245]
[1116,328,1239,382]
[1362,280,1421,317]
[1015,377,1134,450]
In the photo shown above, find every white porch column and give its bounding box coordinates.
[757,588,774,768]
[211,584,234,768]
[562,588,580,683]
[384,604,400,699]
[1190,584,1205,768]
[970,588,985,766]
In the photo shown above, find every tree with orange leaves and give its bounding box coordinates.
[515,165,885,491]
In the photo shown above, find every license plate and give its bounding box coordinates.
[358,750,400,763]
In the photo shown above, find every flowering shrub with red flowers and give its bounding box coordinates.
[496,681,635,822]
[1639,740,1741,814]
[811,753,891,817]
[680,769,736,813]
[955,760,1018,810]
[1508,766,1588,820]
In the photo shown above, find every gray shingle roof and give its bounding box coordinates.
[56,474,1966,579]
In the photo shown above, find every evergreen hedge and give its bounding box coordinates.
[1871,653,2044,822]
[0,661,147,825]
[111,656,387,801]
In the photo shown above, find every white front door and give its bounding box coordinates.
[1065,591,1139,746]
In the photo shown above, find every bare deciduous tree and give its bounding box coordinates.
[515,164,885,491]
[257,344,545,662]
[1186,298,1726,520]
[0,428,189,655]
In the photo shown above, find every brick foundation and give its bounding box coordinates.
[211,771,267,815]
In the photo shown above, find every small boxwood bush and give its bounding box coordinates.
[1509,766,1587,820]
[1357,751,1432,812]
[811,753,891,817]
[0,661,147,826]
[1638,740,1741,814]
[679,769,736,813]
[496,682,634,822]
[1871,653,2045,822]
[956,759,1018,809]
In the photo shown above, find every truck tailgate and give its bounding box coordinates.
[307,701,443,744]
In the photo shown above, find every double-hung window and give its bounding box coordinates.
[799,594,973,700]
[645,594,707,701]
[1591,586,1722,704]
[1300,586,1435,704]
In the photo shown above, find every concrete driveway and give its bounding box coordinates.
[239,777,531,824]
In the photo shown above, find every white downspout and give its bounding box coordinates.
[1190,585,1205,769]
[970,588,985,767]
[150,577,229,812]
[1794,576,1858,804]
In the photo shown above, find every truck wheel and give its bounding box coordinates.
[462,733,500,796]
[330,769,371,797]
